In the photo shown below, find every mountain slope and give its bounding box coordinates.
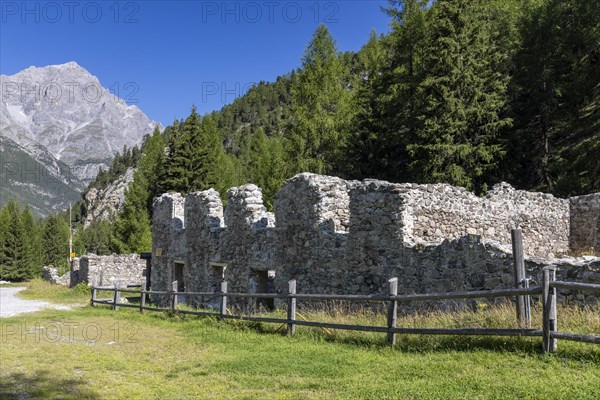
[0,61,160,216]
[0,136,82,216]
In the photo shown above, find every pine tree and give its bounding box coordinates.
[42,214,69,274]
[0,200,27,280]
[0,205,8,277]
[346,30,388,180]
[189,113,226,192]
[243,128,287,210]
[407,0,511,192]
[81,220,116,256]
[114,127,165,253]
[288,24,353,174]
[21,205,42,278]
[161,118,189,193]
[510,0,600,195]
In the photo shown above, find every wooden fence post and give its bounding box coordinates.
[523,277,532,328]
[542,267,558,353]
[113,283,120,311]
[171,280,178,312]
[287,280,297,336]
[387,277,398,346]
[91,287,96,307]
[511,229,529,327]
[140,289,146,313]
[219,281,228,320]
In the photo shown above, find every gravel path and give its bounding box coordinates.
[0,287,71,318]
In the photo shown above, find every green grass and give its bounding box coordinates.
[1,283,599,399]
[12,278,92,305]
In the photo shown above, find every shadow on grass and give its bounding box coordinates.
[109,306,600,363]
[212,317,600,362]
[0,370,99,400]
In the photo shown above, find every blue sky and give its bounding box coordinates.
[1,1,391,125]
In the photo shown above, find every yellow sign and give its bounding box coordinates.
[70,253,76,258]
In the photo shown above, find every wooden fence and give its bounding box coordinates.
[91,266,600,353]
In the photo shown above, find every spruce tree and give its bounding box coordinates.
[0,205,8,276]
[510,0,600,195]
[42,214,69,274]
[407,0,511,192]
[21,205,42,278]
[189,113,225,192]
[161,118,189,193]
[114,127,165,253]
[0,200,27,280]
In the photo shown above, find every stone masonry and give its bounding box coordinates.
[78,254,147,287]
[151,173,600,307]
[42,253,147,288]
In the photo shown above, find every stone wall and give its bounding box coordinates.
[400,182,570,257]
[151,193,187,304]
[77,254,146,287]
[151,173,599,308]
[569,193,600,256]
[42,266,72,286]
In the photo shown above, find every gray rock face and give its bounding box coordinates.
[1,61,160,183]
[84,167,136,227]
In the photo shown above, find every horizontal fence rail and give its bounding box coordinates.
[91,268,599,353]
[550,281,600,293]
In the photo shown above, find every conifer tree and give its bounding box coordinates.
[189,113,225,192]
[0,200,27,280]
[42,214,69,274]
[114,128,165,253]
[161,118,189,193]
[288,24,352,174]
[243,128,287,210]
[0,205,8,273]
[407,0,511,192]
[21,205,42,278]
[509,0,600,195]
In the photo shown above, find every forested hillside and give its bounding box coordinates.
[1,0,598,278]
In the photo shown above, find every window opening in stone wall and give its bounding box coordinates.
[210,262,227,291]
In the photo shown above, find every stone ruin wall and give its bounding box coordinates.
[569,193,600,256]
[151,173,600,308]
[43,254,147,288]
[403,182,571,258]
[78,254,147,287]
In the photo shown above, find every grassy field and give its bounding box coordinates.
[0,281,599,399]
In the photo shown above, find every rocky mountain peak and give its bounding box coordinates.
[0,62,160,216]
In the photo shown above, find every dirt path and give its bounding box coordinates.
[0,287,70,318]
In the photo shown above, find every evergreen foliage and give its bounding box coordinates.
[287,24,353,174]
[0,200,43,280]
[42,214,70,274]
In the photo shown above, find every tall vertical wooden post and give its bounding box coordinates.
[542,267,558,353]
[113,283,120,311]
[219,281,228,320]
[287,280,297,336]
[511,229,528,326]
[140,289,146,313]
[171,280,178,312]
[387,277,398,346]
[91,287,97,307]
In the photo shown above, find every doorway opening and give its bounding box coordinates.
[249,269,276,310]
[173,262,185,293]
